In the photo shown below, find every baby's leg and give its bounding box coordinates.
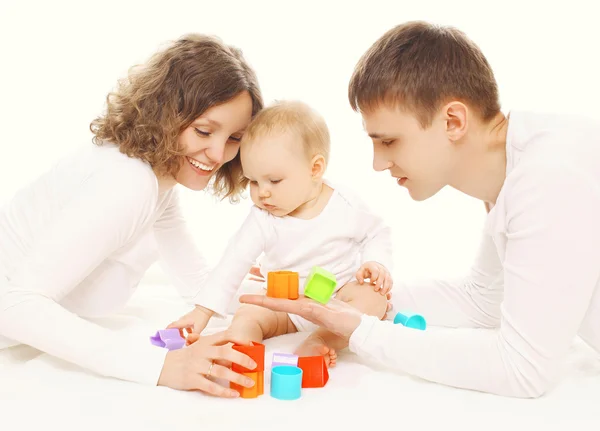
[293,281,387,367]
[229,303,297,343]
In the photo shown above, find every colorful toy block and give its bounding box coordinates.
[231,342,266,398]
[270,366,303,400]
[272,353,298,367]
[267,271,299,299]
[232,341,265,373]
[304,266,337,304]
[149,328,185,350]
[231,371,264,398]
[297,355,329,388]
[393,312,426,330]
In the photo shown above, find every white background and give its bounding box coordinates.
[1,0,599,285]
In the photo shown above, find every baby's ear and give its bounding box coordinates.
[311,154,326,179]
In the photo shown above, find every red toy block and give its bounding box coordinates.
[297,355,329,388]
[232,341,265,373]
[267,271,299,299]
[230,370,264,398]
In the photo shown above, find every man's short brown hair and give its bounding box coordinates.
[348,21,501,127]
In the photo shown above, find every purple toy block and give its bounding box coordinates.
[272,352,299,368]
[150,328,185,350]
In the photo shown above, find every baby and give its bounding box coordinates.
[175,100,393,366]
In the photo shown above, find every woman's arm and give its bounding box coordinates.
[350,162,600,397]
[0,168,168,384]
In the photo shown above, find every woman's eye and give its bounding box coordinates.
[194,128,210,137]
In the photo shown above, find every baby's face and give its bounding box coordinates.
[241,131,315,217]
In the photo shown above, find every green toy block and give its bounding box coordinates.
[304,266,337,304]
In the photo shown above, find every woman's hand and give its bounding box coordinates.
[239,294,363,339]
[157,330,257,397]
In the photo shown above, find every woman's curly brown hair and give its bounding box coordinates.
[90,34,263,202]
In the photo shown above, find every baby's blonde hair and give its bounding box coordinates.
[242,100,330,164]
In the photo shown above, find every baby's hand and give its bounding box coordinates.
[355,261,393,295]
[167,305,215,341]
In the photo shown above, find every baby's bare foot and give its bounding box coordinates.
[294,335,337,367]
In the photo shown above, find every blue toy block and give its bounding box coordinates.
[393,312,426,330]
[270,366,303,400]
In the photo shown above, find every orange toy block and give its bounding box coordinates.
[232,341,265,373]
[297,356,329,388]
[267,271,299,299]
[230,371,264,398]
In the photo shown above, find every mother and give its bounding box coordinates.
[0,34,262,397]
[241,21,600,398]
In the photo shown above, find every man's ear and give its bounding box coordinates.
[442,101,468,142]
[311,154,326,179]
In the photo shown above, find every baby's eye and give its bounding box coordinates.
[270,179,282,184]
[381,140,394,146]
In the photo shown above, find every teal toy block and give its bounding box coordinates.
[304,266,337,304]
[393,312,426,330]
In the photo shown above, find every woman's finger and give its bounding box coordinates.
[213,358,232,368]
[205,344,258,371]
[209,363,256,388]
[189,374,240,398]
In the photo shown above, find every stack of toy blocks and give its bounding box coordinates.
[267,270,299,299]
[230,342,265,398]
